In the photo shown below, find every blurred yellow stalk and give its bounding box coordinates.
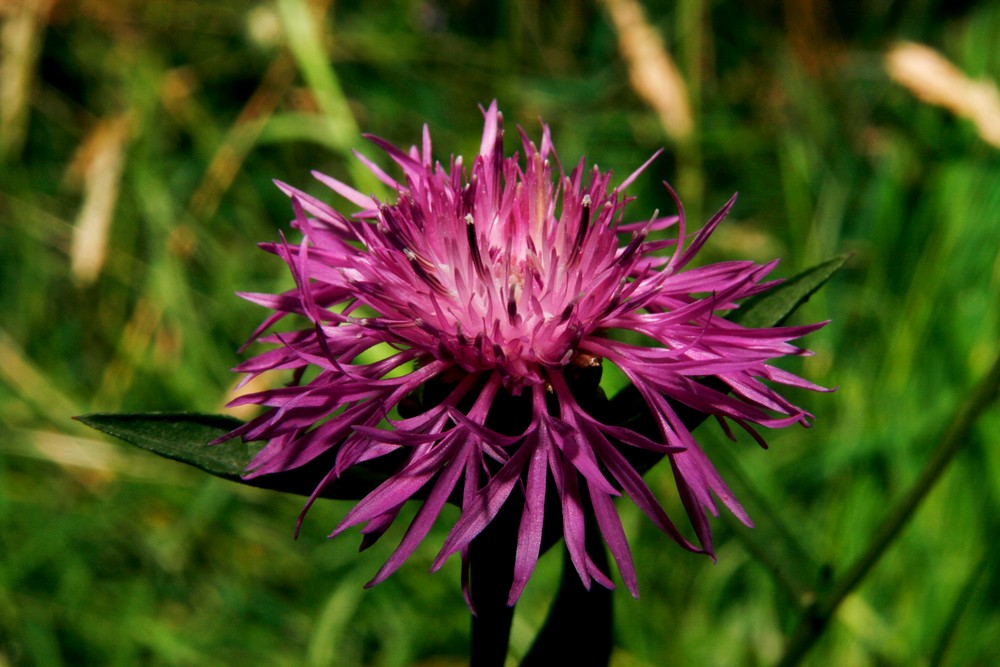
[0,0,54,159]
[599,0,693,141]
[0,326,80,420]
[886,41,1000,149]
[68,114,131,285]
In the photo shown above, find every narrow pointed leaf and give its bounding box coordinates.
[729,253,849,329]
[75,413,254,478]
[75,412,403,500]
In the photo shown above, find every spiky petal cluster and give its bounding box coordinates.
[225,102,827,605]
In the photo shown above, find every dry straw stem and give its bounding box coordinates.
[94,297,164,407]
[0,326,81,424]
[186,0,336,221]
[886,41,1000,149]
[4,429,188,486]
[0,0,55,159]
[68,114,131,285]
[186,53,297,221]
[600,0,693,141]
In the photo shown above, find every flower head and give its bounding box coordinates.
[225,102,827,605]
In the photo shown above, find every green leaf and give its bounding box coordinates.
[75,413,403,501]
[75,413,253,480]
[730,253,850,329]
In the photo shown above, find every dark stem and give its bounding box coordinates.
[521,516,613,667]
[469,499,520,667]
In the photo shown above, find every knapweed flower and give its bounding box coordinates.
[224,102,826,605]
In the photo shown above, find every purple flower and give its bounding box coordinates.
[224,102,827,605]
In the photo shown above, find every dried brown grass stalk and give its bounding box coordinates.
[0,0,56,159]
[68,114,131,284]
[886,41,1000,149]
[600,0,693,141]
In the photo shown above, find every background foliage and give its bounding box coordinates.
[2,0,999,665]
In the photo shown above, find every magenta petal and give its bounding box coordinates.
[548,445,591,588]
[507,431,549,604]
[590,487,639,598]
[332,439,455,538]
[366,443,469,587]
[311,170,376,211]
[432,439,536,572]
[590,427,703,553]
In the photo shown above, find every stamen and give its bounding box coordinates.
[618,229,648,266]
[404,247,448,295]
[403,247,437,272]
[466,213,487,279]
[574,194,591,252]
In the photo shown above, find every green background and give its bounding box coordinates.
[2,0,999,665]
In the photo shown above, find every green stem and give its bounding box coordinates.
[777,350,1000,667]
[928,557,985,667]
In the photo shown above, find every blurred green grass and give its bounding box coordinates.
[2,0,999,665]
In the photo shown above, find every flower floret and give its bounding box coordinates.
[224,101,829,605]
